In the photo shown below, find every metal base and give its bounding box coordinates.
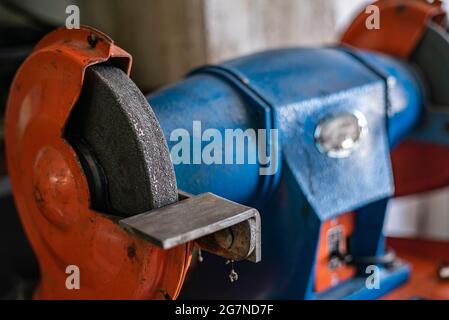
[314,263,410,300]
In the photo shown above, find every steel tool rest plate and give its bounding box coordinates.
[65,64,178,216]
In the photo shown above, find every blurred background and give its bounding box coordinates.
[0,0,448,297]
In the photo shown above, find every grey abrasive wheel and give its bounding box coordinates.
[65,64,178,217]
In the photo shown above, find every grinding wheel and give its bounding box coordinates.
[66,64,178,216]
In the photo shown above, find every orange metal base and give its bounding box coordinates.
[5,27,192,299]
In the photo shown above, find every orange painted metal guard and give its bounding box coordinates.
[5,26,192,299]
[342,0,449,197]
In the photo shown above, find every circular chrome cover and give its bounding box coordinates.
[314,111,368,158]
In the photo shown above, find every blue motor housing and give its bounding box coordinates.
[147,47,424,299]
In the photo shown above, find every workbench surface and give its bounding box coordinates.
[384,237,449,300]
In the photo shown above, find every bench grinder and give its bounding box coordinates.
[5,0,449,299]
